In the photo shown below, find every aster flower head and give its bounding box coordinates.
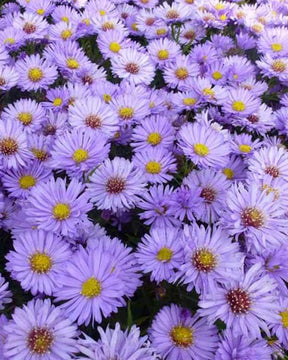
[3,299,78,359]
[257,54,288,81]
[176,224,244,294]
[25,177,92,236]
[13,12,48,40]
[230,133,261,157]
[155,2,192,23]
[199,263,280,340]
[0,276,12,310]
[258,27,288,58]
[178,122,230,169]
[271,297,288,348]
[88,157,146,212]
[149,304,218,360]
[135,226,184,283]
[55,246,126,326]
[147,38,181,68]
[6,230,71,296]
[0,66,19,91]
[0,26,24,50]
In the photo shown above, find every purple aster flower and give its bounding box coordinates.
[230,133,261,157]
[221,182,288,252]
[138,184,181,228]
[13,12,48,40]
[69,96,119,138]
[0,275,12,310]
[0,119,30,170]
[271,297,288,348]
[155,2,192,22]
[0,66,19,91]
[147,38,181,68]
[3,98,45,133]
[15,54,58,91]
[25,177,92,236]
[97,29,127,58]
[25,0,55,17]
[42,111,68,137]
[149,304,218,360]
[76,63,106,86]
[239,76,268,97]
[258,27,288,58]
[133,147,177,184]
[183,169,230,223]
[111,48,155,85]
[88,157,146,212]
[176,223,244,293]
[49,128,110,178]
[178,122,230,169]
[0,26,24,50]
[199,263,280,340]
[248,146,288,182]
[220,87,261,117]
[55,246,125,326]
[0,315,8,360]
[6,229,71,296]
[215,329,273,360]
[179,21,205,45]
[224,56,256,84]
[135,226,184,283]
[221,155,247,181]
[257,55,288,81]
[1,161,52,199]
[49,22,78,42]
[171,90,201,111]
[28,134,52,163]
[3,299,78,359]
[42,86,70,112]
[78,323,158,360]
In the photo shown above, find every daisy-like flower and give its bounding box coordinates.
[25,0,55,17]
[0,120,30,170]
[13,12,48,40]
[199,264,280,340]
[88,157,146,212]
[271,297,288,348]
[135,226,183,283]
[178,122,230,169]
[25,177,92,236]
[1,161,52,199]
[247,146,288,182]
[76,64,106,87]
[183,169,230,223]
[6,230,71,296]
[221,155,247,181]
[49,128,110,178]
[149,304,218,360]
[78,323,157,360]
[55,246,125,326]
[215,329,273,360]
[42,86,70,112]
[133,147,177,184]
[175,224,244,294]
[0,66,19,91]
[220,87,261,117]
[171,90,201,111]
[2,98,45,133]
[0,276,12,310]
[28,134,52,163]
[69,96,119,138]
[0,26,24,50]
[131,115,175,151]
[163,55,200,90]
[147,38,181,68]
[222,182,288,252]
[258,27,288,58]
[138,184,181,228]
[3,299,78,359]
[230,133,261,157]
[111,48,155,85]
[155,2,192,22]
[257,54,288,81]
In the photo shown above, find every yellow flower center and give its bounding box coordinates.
[61,29,72,40]
[31,148,48,161]
[220,14,227,21]
[18,112,33,125]
[72,148,88,163]
[232,101,246,112]
[193,249,216,271]
[215,3,225,9]
[203,87,214,98]
[271,43,283,52]
[131,23,138,31]
[103,94,112,103]
[52,203,70,220]
[157,49,169,60]
[28,67,43,82]
[30,253,52,273]
[62,16,69,23]
[170,326,193,348]
[27,328,54,355]
[119,107,134,120]
[146,161,161,174]
[19,175,36,189]
[36,8,45,15]
[156,28,168,36]
[238,144,252,153]
[280,310,288,328]
[147,132,162,145]
[193,143,209,157]
[183,98,196,106]
[102,22,115,31]
[109,42,121,53]
[53,98,62,107]
[66,58,79,69]
[157,247,173,262]
[99,9,106,16]
[223,168,234,179]
[212,71,222,80]
[175,67,189,80]
[81,277,102,298]
[4,37,15,44]
[252,24,263,33]
[272,60,286,73]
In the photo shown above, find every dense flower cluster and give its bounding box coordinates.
[0,0,288,358]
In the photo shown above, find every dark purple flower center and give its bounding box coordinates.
[0,77,6,86]
[23,23,36,34]
[125,63,140,74]
[247,114,259,124]
[106,177,126,194]
[145,17,155,26]
[226,288,251,314]
[82,75,93,84]
[27,327,54,354]
[85,115,102,129]
[43,124,56,136]
[200,187,216,203]
[265,165,280,178]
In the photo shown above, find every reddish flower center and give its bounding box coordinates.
[43,124,56,136]
[85,115,102,129]
[200,187,216,203]
[0,137,18,155]
[0,77,6,86]
[145,17,155,26]
[23,22,36,34]
[247,114,259,124]
[125,63,140,74]
[82,75,93,84]
[192,248,216,272]
[184,31,195,40]
[226,288,251,314]
[241,207,264,228]
[166,10,179,19]
[27,327,54,354]
[265,165,280,178]
[106,177,126,194]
